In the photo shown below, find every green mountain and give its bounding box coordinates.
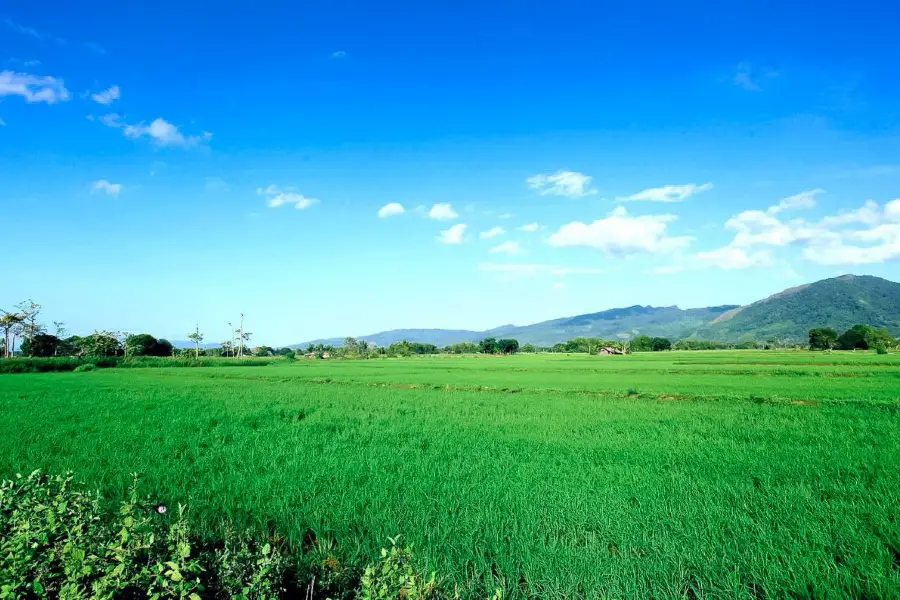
[292,275,900,347]
[697,274,900,341]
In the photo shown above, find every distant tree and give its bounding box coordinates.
[650,337,672,352]
[442,341,479,354]
[125,334,173,357]
[629,335,653,352]
[0,311,24,358]
[357,339,370,358]
[479,337,499,355]
[277,347,295,359]
[343,337,360,356]
[187,324,205,359]
[15,299,43,355]
[551,343,567,353]
[520,343,536,353]
[497,339,519,354]
[76,331,121,356]
[837,326,868,350]
[808,327,838,350]
[20,333,60,357]
[255,345,275,357]
[220,340,234,357]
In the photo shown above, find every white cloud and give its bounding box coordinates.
[257,185,318,210]
[0,70,69,103]
[479,226,505,239]
[621,183,712,203]
[547,206,693,255]
[527,170,596,197]
[694,246,772,270]
[490,241,524,255]
[90,180,121,197]
[378,202,405,218]
[331,50,347,59]
[437,223,467,244]
[518,222,539,232]
[712,190,900,267]
[428,203,459,220]
[91,85,120,105]
[498,212,513,220]
[121,118,212,147]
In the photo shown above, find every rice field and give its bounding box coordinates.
[2,351,899,598]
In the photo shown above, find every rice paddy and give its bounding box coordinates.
[2,351,899,598]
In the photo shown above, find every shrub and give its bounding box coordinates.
[73,363,96,372]
[0,471,451,600]
[876,344,888,355]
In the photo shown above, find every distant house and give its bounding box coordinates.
[599,347,624,355]
[321,351,330,359]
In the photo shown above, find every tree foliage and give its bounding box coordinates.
[808,327,838,350]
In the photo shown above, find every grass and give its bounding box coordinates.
[1,350,899,597]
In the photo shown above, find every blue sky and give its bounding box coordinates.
[3,1,900,345]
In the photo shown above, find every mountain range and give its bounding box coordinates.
[293,274,900,348]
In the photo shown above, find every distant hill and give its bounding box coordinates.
[291,275,900,347]
[697,274,900,341]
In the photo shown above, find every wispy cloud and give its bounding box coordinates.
[91,85,120,105]
[330,50,347,59]
[478,262,605,278]
[490,241,524,255]
[90,179,121,197]
[100,114,211,148]
[378,202,405,218]
[479,226,505,239]
[427,203,459,221]
[733,62,779,91]
[4,19,66,44]
[620,183,712,203]
[527,170,596,197]
[0,71,69,103]
[437,223,467,244]
[85,42,106,55]
[518,222,539,232]
[204,177,229,193]
[257,185,318,210]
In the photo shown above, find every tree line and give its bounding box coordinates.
[808,324,894,352]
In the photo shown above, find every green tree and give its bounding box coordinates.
[277,347,295,359]
[520,343,536,353]
[479,337,499,354]
[629,335,653,352]
[808,327,838,350]
[19,333,60,357]
[497,339,519,354]
[551,343,567,353]
[650,337,672,351]
[837,325,869,350]
[76,331,121,356]
[0,311,24,358]
[187,324,204,359]
[15,299,43,355]
[255,345,275,357]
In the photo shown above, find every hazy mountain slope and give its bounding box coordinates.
[698,275,900,341]
[291,275,900,347]
[486,305,739,346]
[292,329,482,349]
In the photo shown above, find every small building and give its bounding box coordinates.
[599,347,624,355]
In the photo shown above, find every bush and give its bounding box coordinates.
[0,471,453,600]
[73,363,96,372]
[0,357,118,374]
[876,345,889,355]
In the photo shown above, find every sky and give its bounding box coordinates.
[2,0,900,346]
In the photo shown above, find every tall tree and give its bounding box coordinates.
[187,324,204,359]
[0,311,24,358]
[808,327,838,350]
[15,300,42,356]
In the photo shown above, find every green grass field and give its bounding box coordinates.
[2,351,899,598]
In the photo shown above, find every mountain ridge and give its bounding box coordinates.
[291,274,900,348]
